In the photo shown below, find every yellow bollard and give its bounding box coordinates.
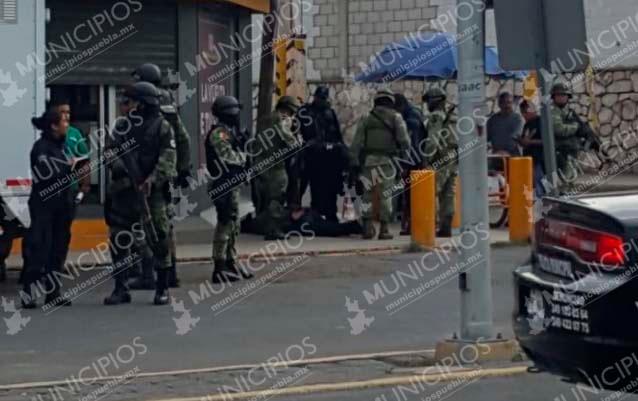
[410,170,436,248]
[452,176,461,229]
[508,157,534,242]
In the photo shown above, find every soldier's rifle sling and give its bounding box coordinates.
[370,110,400,151]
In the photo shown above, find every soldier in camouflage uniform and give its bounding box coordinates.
[551,82,581,194]
[252,96,301,241]
[104,82,176,306]
[132,63,192,288]
[423,87,457,237]
[205,96,253,283]
[350,89,410,240]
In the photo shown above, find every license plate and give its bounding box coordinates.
[537,254,573,279]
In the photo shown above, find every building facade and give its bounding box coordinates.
[44,0,266,208]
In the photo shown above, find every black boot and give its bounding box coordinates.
[212,259,241,284]
[153,269,169,305]
[0,262,6,282]
[20,274,37,309]
[168,256,180,288]
[436,217,453,238]
[42,270,72,307]
[129,257,155,290]
[45,291,72,307]
[227,259,253,280]
[104,274,131,305]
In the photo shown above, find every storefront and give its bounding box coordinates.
[44,0,264,210]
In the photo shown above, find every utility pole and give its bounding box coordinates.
[256,0,280,134]
[456,0,494,340]
[537,0,558,195]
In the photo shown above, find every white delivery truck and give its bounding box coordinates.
[0,0,46,277]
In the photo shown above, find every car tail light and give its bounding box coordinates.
[536,218,625,267]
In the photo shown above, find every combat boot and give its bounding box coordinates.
[436,217,453,238]
[378,222,394,240]
[168,257,180,288]
[45,291,72,307]
[227,259,253,280]
[153,269,169,305]
[20,273,37,309]
[104,277,131,305]
[362,219,376,240]
[42,272,72,307]
[212,259,241,284]
[128,257,155,290]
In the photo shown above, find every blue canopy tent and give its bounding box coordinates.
[355,31,526,82]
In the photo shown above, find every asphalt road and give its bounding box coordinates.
[0,245,527,386]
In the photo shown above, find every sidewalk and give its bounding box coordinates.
[5,171,630,269]
[5,223,511,268]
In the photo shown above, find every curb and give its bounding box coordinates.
[5,239,524,271]
[6,245,408,271]
[0,348,434,391]
[150,365,530,401]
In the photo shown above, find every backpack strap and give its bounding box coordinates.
[370,110,400,150]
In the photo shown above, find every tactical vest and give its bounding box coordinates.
[205,124,246,186]
[363,107,400,156]
[134,114,162,178]
[312,106,340,143]
[554,108,580,157]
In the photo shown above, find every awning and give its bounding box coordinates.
[227,0,270,13]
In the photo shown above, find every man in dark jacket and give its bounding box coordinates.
[298,87,348,222]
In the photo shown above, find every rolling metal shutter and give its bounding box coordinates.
[45,0,176,85]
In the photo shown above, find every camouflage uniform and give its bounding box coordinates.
[134,63,192,287]
[104,118,154,299]
[552,105,580,194]
[109,117,176,267]
[105,82,177,305]
[253,111,299,239]
[350,90,410,239]
[424,108,457,225]
[147,125,177,269]
[159,88,191,287]
[206,123,245,264]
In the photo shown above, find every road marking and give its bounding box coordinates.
[0,348,434,391]
[152,366,529,401]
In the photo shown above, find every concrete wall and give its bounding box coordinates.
[306,0,638,81]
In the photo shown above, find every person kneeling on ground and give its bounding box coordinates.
[286,207,362,237]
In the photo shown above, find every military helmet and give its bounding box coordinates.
[129,82,160,106]
[423,87,446,102]
[314,86,330,100]
[132,63,162,85]
[276,96,300,113]
[212,96,242,117]
[551,82,572,97]
[374,89,395,103]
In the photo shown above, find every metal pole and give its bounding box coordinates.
[537,0,557,194]
[457,0,493,340]
[539,71,557,195]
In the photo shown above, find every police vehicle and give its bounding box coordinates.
[514,192,638,392]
